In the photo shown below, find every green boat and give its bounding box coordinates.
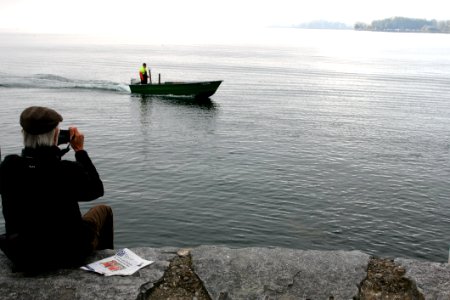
[129,80,222,99]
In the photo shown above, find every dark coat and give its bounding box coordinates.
[0,146,104,270]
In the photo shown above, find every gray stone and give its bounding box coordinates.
[191,245,370,300]
[3,246,450,300]
[0,247,177,300]
[396,258,450,299]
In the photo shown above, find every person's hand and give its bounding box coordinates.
[69,127,84,152]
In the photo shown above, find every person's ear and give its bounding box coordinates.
[53,128,60,145]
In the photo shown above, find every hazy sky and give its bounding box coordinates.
[1,0,449,42]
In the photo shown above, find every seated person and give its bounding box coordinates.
[0,106,113,271]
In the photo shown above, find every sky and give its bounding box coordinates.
[0,0,449,42]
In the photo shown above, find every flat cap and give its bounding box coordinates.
[20,106,63,135]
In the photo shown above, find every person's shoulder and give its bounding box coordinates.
[60,150,90,167]
[0,154,25,173]
[1,154,23,166]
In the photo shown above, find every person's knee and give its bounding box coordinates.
[105,205,113,218]
[95,204,113,216]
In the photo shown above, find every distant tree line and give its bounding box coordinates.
[355,17,450,33]
[293,20,351,30]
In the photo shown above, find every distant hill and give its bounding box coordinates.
[293,20,351,30]
[355,17,450,33]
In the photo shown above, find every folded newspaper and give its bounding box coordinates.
[81,248,153,276]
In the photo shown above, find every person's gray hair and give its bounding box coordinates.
[23,128,57,148]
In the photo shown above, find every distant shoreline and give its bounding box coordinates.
[290,17,450,34]
[355,17,450,34]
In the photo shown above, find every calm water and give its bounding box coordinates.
[1,30,450,262]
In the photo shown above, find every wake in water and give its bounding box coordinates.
[0,73,130,93]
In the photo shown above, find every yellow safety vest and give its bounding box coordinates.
[139,66,147,74]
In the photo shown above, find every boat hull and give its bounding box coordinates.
[129,80,222,98]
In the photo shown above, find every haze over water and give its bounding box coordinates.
[1,29,450,261]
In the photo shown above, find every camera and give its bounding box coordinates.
[57,129,71,145]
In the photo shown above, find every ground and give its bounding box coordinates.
[147,254,426,300]
[146,249,211,300]
[359,257,424,299]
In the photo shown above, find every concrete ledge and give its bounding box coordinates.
[1,246,450,299]
[192,246,369,299]
[395,257,450,298]
[0,247,178,300]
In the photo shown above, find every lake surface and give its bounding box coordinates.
[1,29,450,262]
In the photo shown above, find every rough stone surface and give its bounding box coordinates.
[191,245,371,299]
[396,258,450,299]
[146,252,211,299]
[360,257,424,300]
[2,246,450,300]
[0,247,178,300]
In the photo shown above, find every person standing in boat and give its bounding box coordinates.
[139,63,149,84]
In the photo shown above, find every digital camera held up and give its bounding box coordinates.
[57,129,71,145]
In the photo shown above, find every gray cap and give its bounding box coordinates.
[20,106,63,135]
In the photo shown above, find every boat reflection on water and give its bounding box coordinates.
[130,94,219,131]
[133,94,217,110]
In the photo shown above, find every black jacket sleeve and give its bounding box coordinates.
[63,150,104,202]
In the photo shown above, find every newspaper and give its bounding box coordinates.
[81,248,153,276]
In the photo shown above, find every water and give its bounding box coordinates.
[1,30,450,262]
